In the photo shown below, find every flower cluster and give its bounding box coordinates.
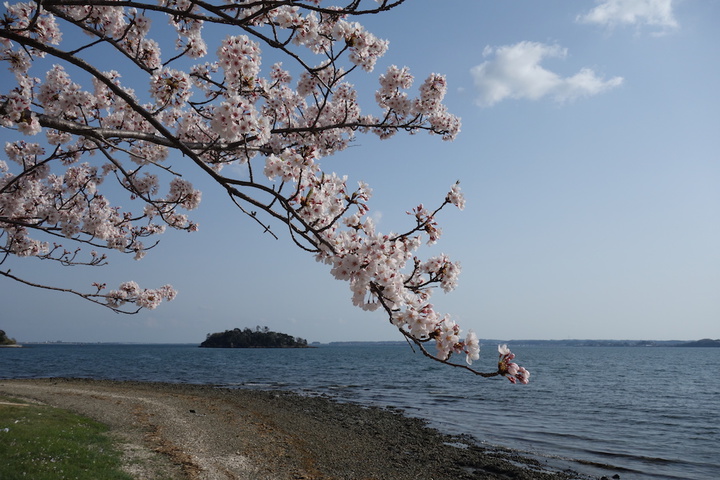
[2,1,62,46]
[0,138,198,302]
[167,1,207,59]
[210,96,270,145]
[306,179,476,365]
[149,69,192,108]
[106,281,176,310]
[217,35,262,93]
[332,19,388,71]
[447,182,466,210]
[498,345,531,384]
[372,66,461,141]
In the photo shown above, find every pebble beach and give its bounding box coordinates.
[0,378,584,480]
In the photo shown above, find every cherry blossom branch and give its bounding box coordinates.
[399,329,500,378]
[0,268,137,314]
[0,0,529,381]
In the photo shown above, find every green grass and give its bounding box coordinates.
[0,396,134,480]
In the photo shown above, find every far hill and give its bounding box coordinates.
[200,327,310,348]
[675,338,720,347]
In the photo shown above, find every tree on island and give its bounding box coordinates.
[0,329,17,345]
[0,1,527,383]
[201,326,308,348]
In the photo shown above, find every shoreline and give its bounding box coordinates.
[0,378,588,480]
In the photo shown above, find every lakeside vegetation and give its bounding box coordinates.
[0,397,133,480]
[0,329,18,346]
[200,326,310,348]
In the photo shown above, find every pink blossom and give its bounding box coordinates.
[447,182,466,210]
[498,344,531,384]
[464,331,481,365]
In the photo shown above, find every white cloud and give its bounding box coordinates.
[577,0,678,29]
[470,42,623,108]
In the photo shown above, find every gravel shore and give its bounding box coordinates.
[0,378,583,480]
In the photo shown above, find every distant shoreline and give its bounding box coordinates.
[8,339,719,347]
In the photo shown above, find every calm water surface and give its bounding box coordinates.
[1,344,718,480]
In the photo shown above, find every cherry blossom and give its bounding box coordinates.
[0,0,528,380]
[498,344,531,384]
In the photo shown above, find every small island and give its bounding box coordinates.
[200,326,310,348]
[0,329,21,347]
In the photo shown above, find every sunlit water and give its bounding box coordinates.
[1,344,718,480]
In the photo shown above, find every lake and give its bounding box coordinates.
[1,343,718,479]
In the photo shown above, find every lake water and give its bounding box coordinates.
[1,343,718,480]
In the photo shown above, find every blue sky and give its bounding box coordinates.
[2,0,718,344]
